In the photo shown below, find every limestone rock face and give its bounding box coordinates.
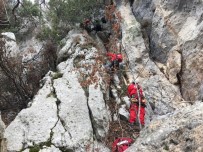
[1,32,16,41]
[119,3,185,118]
[4,30,110,151]
[88,83,110,139]
[4,75,58,151]
[52,71,93,150]
[132,0,203,101]
[126,102,203,152]
[132,0,155,24]
[0,116,6,152]
[1,32,19,57]
[0,116,5,139]
[166,49,181,84]
[118,105,129,121]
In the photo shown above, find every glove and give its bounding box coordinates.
[141,99,146,107]
[131,98,138,103]
[142,99,146,103]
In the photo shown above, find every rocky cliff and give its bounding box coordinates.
[1,0,203,152]
[126,101,203,152]
[4,30,111,151]
[132,0,203,101]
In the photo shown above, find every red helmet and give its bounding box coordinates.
[117,54,123,62]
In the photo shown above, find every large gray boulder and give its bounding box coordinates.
[126,102,203,152]
[52,70,93,150]
[88,83,110,139]
[4,75,58,151]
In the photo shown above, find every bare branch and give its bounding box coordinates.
[12,0,20,21]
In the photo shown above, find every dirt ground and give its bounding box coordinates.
[104,97,141,150]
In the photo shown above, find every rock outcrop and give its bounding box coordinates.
[1,32,19,57]
[126,102,203,152]
[4,74,59,151]
[4,30,110,151]
[132,0,203,101]
[88,83,110,139]
[2,1,203,152]
[118,3,186,118]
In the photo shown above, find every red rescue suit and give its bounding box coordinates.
[106,53,123,69]
[112,137,133,152]
[127,83,145,125]
[107,53,123,62]
[83,19,91,25]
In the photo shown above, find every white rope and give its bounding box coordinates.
[136,83,142,130]
[121,43,153,130]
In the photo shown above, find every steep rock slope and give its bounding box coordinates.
[133,0,203,101]
[118,3,188,118]
[116,1,203,151]
[2,1,203,152]
[4,30,110,152]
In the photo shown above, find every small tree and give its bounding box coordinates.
[48,0,103,24]
[37,0,103,43]
[0,39,33,107]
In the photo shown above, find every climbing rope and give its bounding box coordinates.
[120,42,153,130]
[135,83,142,130]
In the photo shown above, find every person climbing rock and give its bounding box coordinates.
[105,52,123,71]
[92,19,102,33]
[82,18,93,32]
[127,82,146,127]
[112,137,134,152]
[101,16,107,23]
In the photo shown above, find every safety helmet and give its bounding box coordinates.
[116,54,123,62]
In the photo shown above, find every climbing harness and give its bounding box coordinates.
[121,43,152,130]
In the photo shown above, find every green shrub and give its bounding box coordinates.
[29,146,40,152]
[48,0,102,24]
[19,0,40,17]
[163,143,169,151]
[37,0,104,43]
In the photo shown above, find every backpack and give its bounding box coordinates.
[112,138,134,152]
[116,54,123,62]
